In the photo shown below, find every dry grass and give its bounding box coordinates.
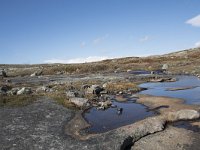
[105,81,141,93]
[0,94,38,107]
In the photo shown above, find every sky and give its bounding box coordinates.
[0,0,200,64]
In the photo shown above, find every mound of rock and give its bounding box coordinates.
[167,109,200,121]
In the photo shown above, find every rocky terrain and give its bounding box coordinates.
[0,48,200,150]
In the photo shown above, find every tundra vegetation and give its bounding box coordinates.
[0,48,200,150]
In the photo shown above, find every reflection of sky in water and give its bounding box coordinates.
[84,100,154,133]
[139,76,200,104]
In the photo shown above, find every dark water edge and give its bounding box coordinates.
[83,99,155,133]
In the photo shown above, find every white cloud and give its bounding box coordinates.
[139,36,150,42]
[80,41,86,48]
[195,41,200,48]
[44,56,111,64]
[93,34,109,45]
[186,14,200,27]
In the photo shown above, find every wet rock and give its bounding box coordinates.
[69,97,89,107]
[98,100,112,109]
[167,109,200,121]
[17,87,32,95]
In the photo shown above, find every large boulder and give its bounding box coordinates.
[17,87,32,95]
[167,109,200,121]
[69,97,89,107]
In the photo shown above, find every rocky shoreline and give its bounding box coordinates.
[1,67,200,149]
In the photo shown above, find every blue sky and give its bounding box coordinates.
[0,0,200,64]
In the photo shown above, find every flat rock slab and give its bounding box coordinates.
[133,126,200,150]
[0,98,84,150]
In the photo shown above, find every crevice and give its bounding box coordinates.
[120,136,134,150]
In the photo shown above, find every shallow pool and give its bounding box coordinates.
[139,76,200,104]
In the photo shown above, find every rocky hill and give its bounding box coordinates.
[1,47,200,77]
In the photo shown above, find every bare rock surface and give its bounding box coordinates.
[133,125,200,150]
[0,98,77,150]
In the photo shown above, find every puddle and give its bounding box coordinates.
[128,70,151,75]
[83,98,154,133]
[139,76,200,104]
[128,70,164,75]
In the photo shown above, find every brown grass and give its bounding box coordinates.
[0,94,38,107]
[105,81,141,93]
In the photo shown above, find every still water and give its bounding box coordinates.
[140,76,200,104]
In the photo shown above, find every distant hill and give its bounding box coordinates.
[1,47,200,76]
